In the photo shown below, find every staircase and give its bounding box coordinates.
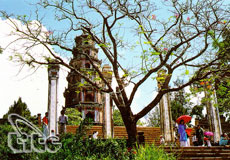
[164,146,230,160]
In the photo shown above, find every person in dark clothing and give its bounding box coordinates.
[196,125,204,146]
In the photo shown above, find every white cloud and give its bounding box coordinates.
[0,18,68,118]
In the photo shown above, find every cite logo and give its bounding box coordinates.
[8,113,61,153]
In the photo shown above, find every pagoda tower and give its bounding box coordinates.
[64,35,113,137]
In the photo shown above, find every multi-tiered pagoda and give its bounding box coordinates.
[64,35,113,131]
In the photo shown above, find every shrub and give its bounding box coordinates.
[0,122,175,160]
[134,144,176,160]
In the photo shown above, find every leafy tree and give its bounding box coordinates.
[216,82,230,118]
[113,109,124,126]
[171,101,190,122]
[136,120,146,126]
[214,28,230,119]
[190,104,204,119]
[65,108,82,125]
[189,28,230,120]
[170,79,192,121]
[3,97,32,120]
[113,109,145,126]
[146,106,160,127]
[1,0,230,145]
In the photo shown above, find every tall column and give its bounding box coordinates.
[104,90,112,137]
[47,64,60,135]
[102,64,113,138]
[205,85,222,143]
[157,69,174,144]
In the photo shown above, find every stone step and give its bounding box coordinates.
[177,157,228,160]
[168,151,230,155]
[164,146,230,160]
[165,149,230,153]
[178,153,230,157]
[164,146,230,150]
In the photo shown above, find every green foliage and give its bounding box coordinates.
[3,97,32,120]
[185,69,189,75]
[216,81,230,118]
[65,108,82,125]
[190,105,204,119]
[190,31,230,118]
[146,106,160,127]
[113,109,124,126]
[214,28,230,118]
[113,109,145,126]
[171,101,190,122]
[0,46,3,54]
[0,121,175,160]
[134,144,176,160]
[136,120,146,126]
[170,79,192,121]
[0,124,14,160]
[0,121,131,160]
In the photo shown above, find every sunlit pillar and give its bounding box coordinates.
[204,83,222,143]
[102,64,113,138]
[157,69,174,144]
[47,63,60,135]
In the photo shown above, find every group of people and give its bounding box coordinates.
[177,120,230,147]
[42,110,68,139]
[219,133,230,146]
[191,125,208,147]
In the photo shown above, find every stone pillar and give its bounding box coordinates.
[205,85,222,143]
[104,90,112,137]
[47,64,60,135]
[157,69,174,144]
[102,64,113,138]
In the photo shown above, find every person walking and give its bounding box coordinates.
[196,125,204,146]
[42,112,49,139]
[58,110,68,135]
[178,120,188,147]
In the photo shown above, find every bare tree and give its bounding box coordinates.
[1,0,230,145]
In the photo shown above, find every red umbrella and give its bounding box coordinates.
[204,131,214,136]
[176,115,192,124]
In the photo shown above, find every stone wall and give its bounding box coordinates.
[67,125,163,146]
[66,125,197,146]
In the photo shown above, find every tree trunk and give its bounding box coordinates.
[125,121,137,147]
[121,112,137,147]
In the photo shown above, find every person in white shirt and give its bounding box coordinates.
[59,110,68,134]
[92,131,98,139]
[160,135,165,145]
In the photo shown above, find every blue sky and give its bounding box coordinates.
[0,0,206,120]
[0,0,158,117]
[0,0,67,118]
